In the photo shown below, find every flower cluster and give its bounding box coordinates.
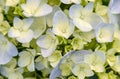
[0,0,120,79]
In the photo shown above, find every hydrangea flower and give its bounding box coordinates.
[5,0,20,7]
[69,3,103,32]
[60,0,81,4]
[36,29,58,57]
[18,49,36,71]
[8,17,34,43]
[21,0,52,17]
[84,51,106,72]
[52,10,74,38]
[72,62,94,79]
[95,23,114,43]
[0,33,18,64]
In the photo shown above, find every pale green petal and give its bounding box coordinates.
[27,0,40,10]
[16,30,33,43]
[8,72,23,79]
[73,18,93,32]
[30,17,46,38]
[18,51,31,67]
[34,4,52,17]
[69,4,82,18]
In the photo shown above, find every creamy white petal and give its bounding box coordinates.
[8,27,20,38]
[73,18,93,32]
[69,4,82,18]
[34,4,52,17]
[27,0,40,10]
[16,30,33,43]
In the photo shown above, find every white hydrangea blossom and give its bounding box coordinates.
[8,17,34,43]
[21,0,53,17]
[95,23,114,43]
[37,29,58,57]
[69,3,103,32]
[52,10,74,38]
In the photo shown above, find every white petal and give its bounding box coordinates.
[18,51,31,67]
[16,30,33,43]
[109,0,120,14]
[0,51,12,64]
[7,42,18,56]
[36,35,52,49]
[30,17,46,38]
[84,2,94,14]
[60,0,72,4]
[69,4,82,18]
[23,18,34,30]
[13,17,23,28]
[41,45,56,57]
[34,4,52,17]
[8,27,20,38]
[73,18,93,32]
[84,13,103,29]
